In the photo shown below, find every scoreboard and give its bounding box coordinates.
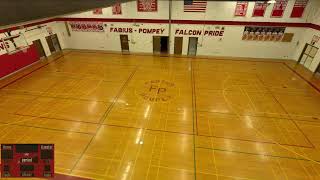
[1,144,54,178]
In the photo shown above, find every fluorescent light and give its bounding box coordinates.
[268,0,276,3]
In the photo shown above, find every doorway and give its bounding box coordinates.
[120,35,129,53]
[46,34,61,54]
[153,36,169,55]
[188,37,198,56]
[298,43,319,69]
[32,39,46,59]
[153,36,161,54]
[174,37,183,55]
[160,36,168,54]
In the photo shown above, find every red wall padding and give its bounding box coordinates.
[0,44,40,78]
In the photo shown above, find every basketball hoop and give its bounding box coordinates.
[1,32,29,55]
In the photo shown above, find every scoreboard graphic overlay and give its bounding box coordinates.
[1,144,54,178]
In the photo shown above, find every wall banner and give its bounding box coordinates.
[242,26,286,42]
[290,0,309,18]
[252,2,268,17]
[137,0,158,12]
[271,0,289,18]
[69,22,105,32]
[234,1,248,16]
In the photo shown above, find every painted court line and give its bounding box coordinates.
[197,109,320,124]
[13,113,102,125]
[191,60,199,136]
[11,113,314,149]
[256,74,316,149]
[0,121,95,135]
[197,134,314,149]
[190,60,198,180]
[283,62,320,93]
[69,66,138,173]
[103,123,195,136]
[13,113,196,136]
[2,89,111,103]
[196,146,315,162]
[0,51,72,90]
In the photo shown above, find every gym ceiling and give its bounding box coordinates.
[1,0,268,28]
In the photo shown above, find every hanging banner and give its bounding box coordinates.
[252,2,268,17]
[69,22,104,32]
[271,0,289,17]
[234,1,248,16]
[137,0,158,12]
[93,8,103,15]
[112,2,122,15]
[242,26,286,42]
[290,0,309,18]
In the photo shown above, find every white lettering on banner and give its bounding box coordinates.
[175,29,224,37]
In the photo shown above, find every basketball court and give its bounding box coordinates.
[0,50,319,179]
[1,0,320,179]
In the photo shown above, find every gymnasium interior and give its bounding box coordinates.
[1,0,320,179]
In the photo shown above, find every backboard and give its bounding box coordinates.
[0,33,29,55]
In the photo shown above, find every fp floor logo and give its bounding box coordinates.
[136,80,176,102]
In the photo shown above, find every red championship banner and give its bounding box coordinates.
[112,2,122,15]
[290,0,309,18]
[69,22,104,32]
[271,0,288,17]
[93,8,103,15]
[137,0,157,12]
[252,2,267,17]
[234,1,248,16]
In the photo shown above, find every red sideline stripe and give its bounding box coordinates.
[1,17,320,33]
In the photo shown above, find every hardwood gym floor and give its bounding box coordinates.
[1,51,320,179]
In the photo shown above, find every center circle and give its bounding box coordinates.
[136,80,176,102]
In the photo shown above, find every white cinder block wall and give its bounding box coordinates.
[59,0,320,71]
[292,0,320,72]
[0,21,68,57]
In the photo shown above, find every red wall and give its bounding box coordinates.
[0,44,40,78]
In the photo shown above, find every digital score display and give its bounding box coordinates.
[1,144,54,178]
